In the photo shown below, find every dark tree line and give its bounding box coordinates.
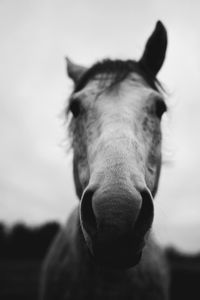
[0,222,60,260]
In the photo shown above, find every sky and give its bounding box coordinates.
[0,0,200,253]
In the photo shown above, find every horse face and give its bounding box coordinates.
[69,75,166,267]
[67,21,167,268]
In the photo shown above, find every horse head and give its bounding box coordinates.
[66,21,167,268]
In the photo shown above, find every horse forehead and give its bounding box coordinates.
[81,73,158,105]
[87,72,149,92]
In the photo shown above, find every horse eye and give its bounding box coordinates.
[155,100,167,119]
[70,99,81,117]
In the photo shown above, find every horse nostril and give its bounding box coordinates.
[134,189,154,236]
[80,189,97,237]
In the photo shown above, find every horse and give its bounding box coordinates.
[40,21,170,300]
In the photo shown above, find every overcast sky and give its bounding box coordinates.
[0,0,200,253]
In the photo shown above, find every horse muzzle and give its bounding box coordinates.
[80,183,154,268]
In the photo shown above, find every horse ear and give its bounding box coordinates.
[66,57,87,83]
[139,21,167,76]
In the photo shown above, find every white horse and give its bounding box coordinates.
[40,21,169,300]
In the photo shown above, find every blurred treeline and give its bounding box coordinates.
[0,222,60,260]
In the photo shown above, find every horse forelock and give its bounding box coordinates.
[74,59,164,93]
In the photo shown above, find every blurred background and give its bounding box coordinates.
[1,0,200,253]
[1,0,200,252]
[1,1,200,299]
